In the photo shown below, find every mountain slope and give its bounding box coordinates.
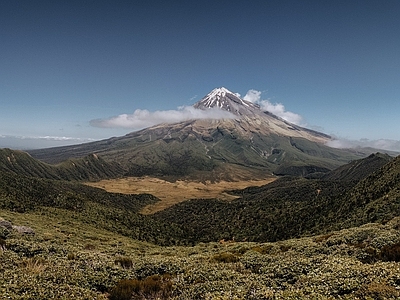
[28,87,370,180]
[194,87,331,143]
[0,170,188,245]
[322,152,393,181]
[337,154,400,225]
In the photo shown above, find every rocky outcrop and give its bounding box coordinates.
[12,225,35,235]
[0,217,12,230]
[0,217,35,238]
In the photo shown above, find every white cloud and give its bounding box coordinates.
[90,106,235,129]
[0,135,94,142]
[0,135,96,150]
[243,89,262,103]
[326,138,400,152]
[243,89,303,125]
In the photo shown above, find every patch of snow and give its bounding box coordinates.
[202,87,235,108]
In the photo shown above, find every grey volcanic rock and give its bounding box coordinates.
[0,218,13,230]
[0,218,13,239]
[1,218,35,238]
[12,225,35,235]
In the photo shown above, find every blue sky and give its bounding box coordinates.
[1,0,399,150]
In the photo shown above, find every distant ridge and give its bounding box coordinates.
[0,148,123,181]
[322,152,393,181]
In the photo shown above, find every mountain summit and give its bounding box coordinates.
[193,87,258,115]
[193,87,330,144]
[28,87,368,180]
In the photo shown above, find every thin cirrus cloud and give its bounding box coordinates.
[243,89,304,125]
[0,135,96,149]
[90,106,235,129]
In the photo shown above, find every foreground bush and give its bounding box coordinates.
[379,242,400,262]
[109,274,173,300]
[115,256,134,269]
[212,252,239,263]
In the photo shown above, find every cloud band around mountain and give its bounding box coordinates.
[88,90,400,152]
[91,89,304,129]
[326,138,400,152]
[90,106,235,129]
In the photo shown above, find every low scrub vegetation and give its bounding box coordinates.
[115,256,134,269]
[0,154,399,298]
[2,208,400,299]
[109,275,173,300]
[378,242,400,262]
[212,252,239,263]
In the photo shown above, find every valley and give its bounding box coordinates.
[1,88,399,299]
[1,148,400,299]
[86,176,276,214]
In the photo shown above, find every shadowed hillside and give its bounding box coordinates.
[153,154,400,243]
[0,170,188,245]
[0,148,124,181]
[321,152,393,181]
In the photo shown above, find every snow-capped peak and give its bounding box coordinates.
[206,87,233,100]
[198,87,240,109]
[193,87,260,116]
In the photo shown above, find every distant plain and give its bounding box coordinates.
[86,177,276,214]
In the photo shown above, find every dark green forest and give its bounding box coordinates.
[1,151,399,246]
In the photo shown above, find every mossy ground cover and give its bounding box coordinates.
[2,208,400,299]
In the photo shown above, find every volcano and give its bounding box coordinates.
[193,87,330,143]
[28,87,368,180]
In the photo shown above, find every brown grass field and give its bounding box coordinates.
[86,177,276,214]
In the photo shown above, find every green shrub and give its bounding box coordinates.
[115,256,134,269]
[212,252,239,263]
[251,245,273,254]
[379,242,400,262]
[314,233,335,243]
[0,226,10,239]
[108,279,134,300]
[83,243,96,250]
[108,275,172,300]
[355,282,399,299]
[0,237,6,250]
[67,252,76,260]
[279,244,291,252]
